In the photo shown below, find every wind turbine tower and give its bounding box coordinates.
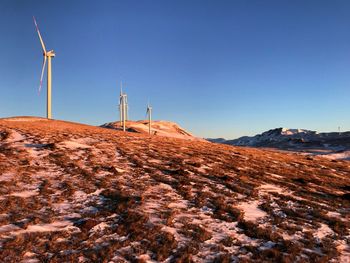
[119,82,123,126]
[146,102,152,135]
[119,82,128,131]
[33,16,55,119]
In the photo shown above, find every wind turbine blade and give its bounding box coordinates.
[120,81,123,95]
[38,56,47,94]
[33,16,47,53]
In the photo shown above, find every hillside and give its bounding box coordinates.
[0,117,349,262]
[101,120,204,141]
[208,128,350,160]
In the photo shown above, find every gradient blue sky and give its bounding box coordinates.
[0,0,349,138]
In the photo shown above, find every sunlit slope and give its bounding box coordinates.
[101,120,205,141]
[0,117,349,262]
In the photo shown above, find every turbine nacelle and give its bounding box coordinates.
[45,50,55,57]
[146,103,152,135]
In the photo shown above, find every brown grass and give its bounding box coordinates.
[0,117,349,262]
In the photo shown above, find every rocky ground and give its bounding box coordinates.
[0,117,349,262]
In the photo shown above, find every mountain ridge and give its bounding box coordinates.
[208,127,350,160]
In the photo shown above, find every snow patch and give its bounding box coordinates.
[327,211,342,218]
[335,239,350,263]
[319,151,350,161]
[24,220,74,233]
[58,140,91,150]
[9,190,39,198]
[265,172,283,179]
[90,222,109,234]
[258,184,284,195]
[236,200,267,222]
[0,224,21,233]
[0,172,15,182]
[315,223,334,240]
[8,130,26,142]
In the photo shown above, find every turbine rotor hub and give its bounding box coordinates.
[46,50,56,57]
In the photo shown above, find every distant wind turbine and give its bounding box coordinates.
[146,102,152,135]
[119,81,128,131]
[119,82,123,126]
[33,16,55,119]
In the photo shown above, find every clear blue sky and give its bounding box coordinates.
[0,0,349,138]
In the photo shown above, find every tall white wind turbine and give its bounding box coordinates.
[119,82,123,126]
[33,16,55,119]
[146,102,152,135]
[119,82,128,131]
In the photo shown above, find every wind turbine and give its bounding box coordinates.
[119,81,128,131]
[33,16,55,119]
[119,82,123,126]
[146,102,152,135]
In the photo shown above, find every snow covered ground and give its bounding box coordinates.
[320,150,350,161]
[0,117,349,262]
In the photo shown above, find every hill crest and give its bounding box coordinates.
[101,120,204,141]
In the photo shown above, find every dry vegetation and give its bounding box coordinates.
[0,117,349,262]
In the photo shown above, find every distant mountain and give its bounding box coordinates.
[207,138,227,144]
[208,128,350,160]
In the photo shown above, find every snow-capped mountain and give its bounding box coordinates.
[227,128,318,146]
[208,128,350,160]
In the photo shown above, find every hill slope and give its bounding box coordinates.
[0,117,349,262]
[101,120,204,141]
